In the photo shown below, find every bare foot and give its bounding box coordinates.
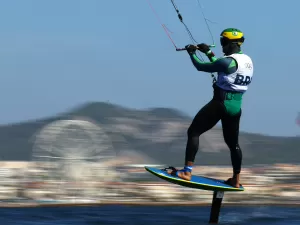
[177,171,192,181]
[225,177,240,188]
[167,168,192,181]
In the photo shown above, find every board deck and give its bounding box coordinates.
[145,166,244,192]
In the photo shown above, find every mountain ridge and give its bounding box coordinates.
[0,101,298,166]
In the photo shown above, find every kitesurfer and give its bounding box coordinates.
[168,28,254,188]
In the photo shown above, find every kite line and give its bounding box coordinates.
[146,0,217,81]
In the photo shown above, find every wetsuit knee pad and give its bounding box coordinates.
[235,144,242,155]
[228,143,242,154]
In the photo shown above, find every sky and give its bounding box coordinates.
[0,0,299,137]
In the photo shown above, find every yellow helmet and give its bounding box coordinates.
[220,28,245,46]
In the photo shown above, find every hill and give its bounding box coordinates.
[0,101,299,166]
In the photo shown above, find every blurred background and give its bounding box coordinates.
[0,102,299,206]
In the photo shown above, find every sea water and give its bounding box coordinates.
[0,205,299,225]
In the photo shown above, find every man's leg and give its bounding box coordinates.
[172,100,222,180]
[221,109,242,187]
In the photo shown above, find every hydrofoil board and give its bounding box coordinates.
[145,166,244,192]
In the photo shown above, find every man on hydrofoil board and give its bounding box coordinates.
[167,28,254,188]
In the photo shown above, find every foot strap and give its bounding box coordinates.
[176,166,192,176]
[162,166,192,177]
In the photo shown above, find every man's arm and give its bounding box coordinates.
[205,50,218,62]
[189,53,237,74]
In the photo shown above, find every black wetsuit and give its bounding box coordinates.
[185,51,246,175]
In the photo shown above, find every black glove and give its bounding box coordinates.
[197,43,210,54]
[185,44,197,54]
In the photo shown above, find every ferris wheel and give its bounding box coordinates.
[31,117,118,185]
